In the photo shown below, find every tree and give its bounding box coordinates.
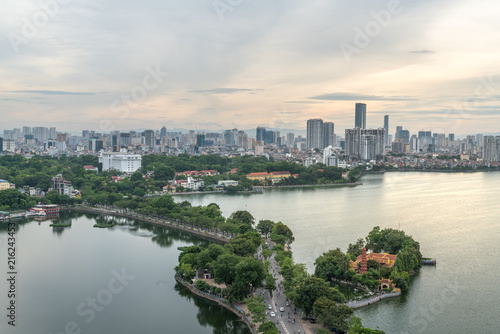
[176,263,196,281]
[265,273,277,295]
[244,296,267,323]
[314,248,351,281]
[256,219,275,236]
[226,233,260,257]
[130,171,143,182]
[294,277,345,314]
[348,316,386,334]
[229,210,255,226]
[347,238,365,260]
[259,321,279,334]
[213,253,241,286]
[270,222,295,245]
[195,280,210,292]
[234,257,266,292]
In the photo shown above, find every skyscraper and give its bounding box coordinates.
[144,130,155,149]
[323,122,335,148]
[286,133,295,148]
[256,127,266,142]
[355,103,366,129]
[384,115,389,146]
[345,128,385,161]
[307,119,324,149]
[196,133,206,147]
[160,126,167,139]
[484,136,500,162]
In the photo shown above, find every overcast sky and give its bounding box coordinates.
[2,0,500,136]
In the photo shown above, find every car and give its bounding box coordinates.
[279,307,285,312]
[285,301,290,306]
[270,312,276,317]
[268,305,272,310]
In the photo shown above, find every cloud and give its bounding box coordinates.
[284,101,324,104]
[308,93,416,101]
[7,90,95,96]
[189,88,263,94]
[410,50,436,54]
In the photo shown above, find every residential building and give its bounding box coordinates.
[484,136,500,162]
[52,174,74,196]
[345,128,385,161]
[307,118,324,149]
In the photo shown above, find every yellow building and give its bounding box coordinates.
[245,172,270,181]
[0,180,13,191]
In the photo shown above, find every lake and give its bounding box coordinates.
[0,212,250,334]
[179,172,500,334]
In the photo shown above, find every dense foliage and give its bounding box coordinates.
[314,226,422,294]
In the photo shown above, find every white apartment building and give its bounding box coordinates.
[99,152,142,173]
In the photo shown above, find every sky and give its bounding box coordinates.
[1,0,500,136]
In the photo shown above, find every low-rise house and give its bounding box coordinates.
[217,180,238,187]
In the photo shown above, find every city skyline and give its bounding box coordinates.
[2,1,500,135]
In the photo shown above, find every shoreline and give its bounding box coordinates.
[60,206,231,244]
[346,291,402,309]
[174,274,257,333]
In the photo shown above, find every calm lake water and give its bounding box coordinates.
[0,213,250,334]
[178,172,500,334]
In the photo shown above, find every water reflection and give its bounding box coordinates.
[174,283,251,334]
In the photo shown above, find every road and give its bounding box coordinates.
[256,241,305,334]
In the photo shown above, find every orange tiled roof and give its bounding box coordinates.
[246,172,270,177]
[270,171,291,175]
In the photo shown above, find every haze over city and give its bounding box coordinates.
[2,0,500,135]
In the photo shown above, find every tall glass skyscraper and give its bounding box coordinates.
[355,103,366,129]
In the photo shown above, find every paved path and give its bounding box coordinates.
[257,241,306,334]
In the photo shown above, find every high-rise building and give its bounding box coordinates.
[120,133,131,146]
[483,136,500,162]
[0,137,3,153]
[89,138,103,152]
[323,122,335,148]
[144,130,154,149]
[384,115,389,146]
[307,118,324,149]
[49,127,57,140]
[3,140,15,153]
[449,134,455,142]
[160,126,167,139]
[3,130,14,140]
[355,103,366,129]
[22,126,31,137]
[396,127,410,144]
[417,131,433,152]
[345,128,385,161]
[256,127,266,142]
[224,130,234,146]
[197,133,206,147]
[286,133,295,148]
[33,127,49,142]
[265,130,276,145]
